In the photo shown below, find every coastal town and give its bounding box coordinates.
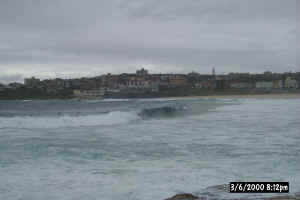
[0,68,300,99]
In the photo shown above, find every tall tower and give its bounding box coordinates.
[211,67,217,89]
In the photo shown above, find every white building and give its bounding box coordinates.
[73,88,105,99]
[285,77,298,88]
[255,81,274,89]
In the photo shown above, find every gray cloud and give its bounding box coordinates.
[0,0,299,83]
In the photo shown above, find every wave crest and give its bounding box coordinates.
[0,111,139,129]
[138,105,187,119]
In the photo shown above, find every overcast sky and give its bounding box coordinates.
[0,0,299,83]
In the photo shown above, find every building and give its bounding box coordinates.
[136,68,148,76]
[273,80,283,89]
[127,77,146,88]
[195,80,212,89]
[169,75,186,87]
[73,88,105,99]
[125,76,158,92]
[230,81,253,89]
[255,81,274,89]
[228,72,251,79]
[215,79,230,89]
[285,77,298,88]
[100,74,119,89]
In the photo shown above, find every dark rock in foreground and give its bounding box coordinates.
[163,193,300,200]
[164,193,200,200]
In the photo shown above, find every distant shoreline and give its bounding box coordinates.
[1,90,300,100]
[167,93,300,99]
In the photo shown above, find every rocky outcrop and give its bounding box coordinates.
[164,193,200,200]
[163,193,300,200]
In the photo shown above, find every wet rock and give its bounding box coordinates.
[164,193,200,200]
[163,193,300,200]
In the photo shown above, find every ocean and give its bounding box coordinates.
[0,98,299,200]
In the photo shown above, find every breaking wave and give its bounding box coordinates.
[0,111,140,129]
[138,105,187,119]
[0,105,191,129]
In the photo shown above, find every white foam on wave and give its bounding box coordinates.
[0,111,140,129]
[100,98,131,102]
[137,98,177,102]
[21,100,33,102]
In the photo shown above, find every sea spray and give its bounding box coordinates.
[0,111,140,129]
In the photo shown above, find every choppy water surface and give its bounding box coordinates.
[0,98,299,200]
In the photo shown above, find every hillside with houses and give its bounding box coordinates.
[1,68,300,99]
